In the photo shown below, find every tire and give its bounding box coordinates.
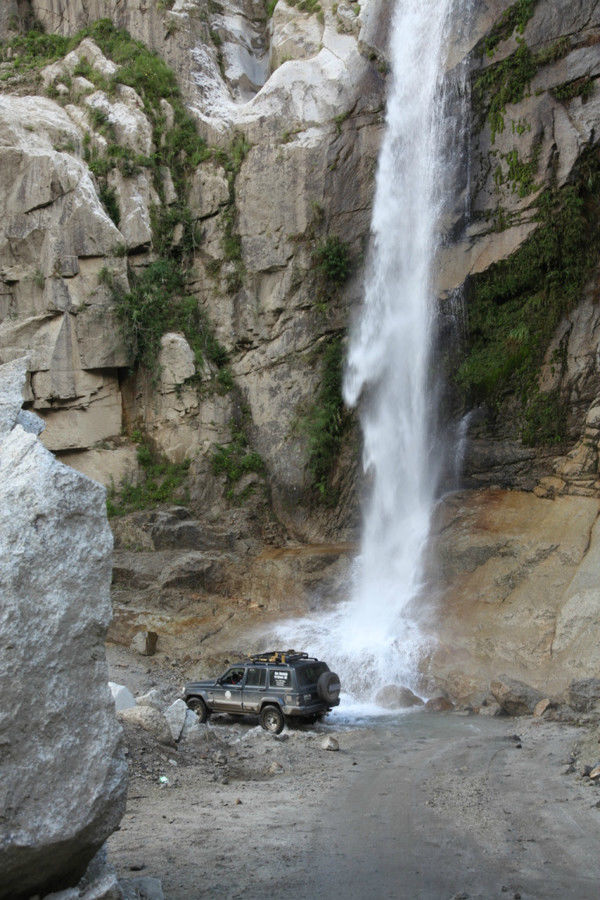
[187,696,209,723]
[260,704,285,734]
[317,671,341,704]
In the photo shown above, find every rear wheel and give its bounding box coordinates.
[260,704,285,734]
[187,696,209,723]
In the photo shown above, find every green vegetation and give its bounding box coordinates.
[107,436,190,516]
[481,0,538,58]
[493,145,540,198]
[286,0,322,14]
[0,20,211,200]
[457,147,600,444]
[211,426,265,501]
[213,133,251,289]
[474,32,572,141]
[98,183,120,225]
[265,0,278,15]
[301,336,348,502]
[552,76,595,103]
[313,235,352,285]
[0,29,71,72]
[100,260,230,385]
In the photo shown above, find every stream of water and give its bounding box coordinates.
[276,0,470,702]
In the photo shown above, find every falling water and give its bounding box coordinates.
[275,0,471,700]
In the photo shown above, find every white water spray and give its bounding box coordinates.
[276,0,468,700]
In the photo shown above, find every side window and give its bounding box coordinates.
[245,667,266,688]
[269,669,292,688]
[221,667,245,686]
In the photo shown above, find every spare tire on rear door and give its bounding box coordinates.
[317,671,341,703]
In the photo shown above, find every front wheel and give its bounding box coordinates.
[187,696,209,723]
[260,704,284,734]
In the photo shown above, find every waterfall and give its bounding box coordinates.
[275,0,470,701]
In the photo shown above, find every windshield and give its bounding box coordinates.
[296,662,328,687]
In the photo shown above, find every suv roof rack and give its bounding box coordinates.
[247,650,313,665]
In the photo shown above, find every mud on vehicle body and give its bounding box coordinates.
[183,651,341,734]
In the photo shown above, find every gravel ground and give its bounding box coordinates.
[105,645,600,900]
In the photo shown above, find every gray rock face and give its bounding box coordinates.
[0,358,127,899]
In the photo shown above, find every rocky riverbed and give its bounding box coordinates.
[106,645,600,900]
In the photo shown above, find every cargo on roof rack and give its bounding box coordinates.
[247,650,312,665]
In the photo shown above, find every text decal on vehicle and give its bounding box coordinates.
[273,670,290,685]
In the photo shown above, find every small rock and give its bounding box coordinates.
[180,708,199,740]
[118,706,173,745]
[109,682,136,712]
[165,699,188,741]
[374,684,424,709]
[214,750,228,767]
[534,698,553,717]
[136,689,162,710]
[267,761,284,774]
[479,702,502,718]
[130,630,158,657]
[320,736,339,751]
[120,875,165,900]
[589,764,600,780]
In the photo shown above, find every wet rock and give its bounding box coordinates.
[490,677,543,716]
[425,696,454,713]
[109,683,136,713]
[130,631,158,657]
[165,699,189,741]
[321,736,340,751]
[565,678,600,712]
[374,684,424,709]
[0,358,127,899]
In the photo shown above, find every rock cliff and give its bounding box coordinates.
[2,0,600,702]
[0,357,127,899]
[0,0,386,541]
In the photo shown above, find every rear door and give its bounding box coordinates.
[242,666,267,712]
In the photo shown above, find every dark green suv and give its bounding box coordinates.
[183,650,341,733]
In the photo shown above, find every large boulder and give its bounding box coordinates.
[374,684,424,709]
[0,358,127,900]
[490,676,544,717]
[565,678,600,712]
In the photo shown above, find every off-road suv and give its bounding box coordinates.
[183,650,341,734]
